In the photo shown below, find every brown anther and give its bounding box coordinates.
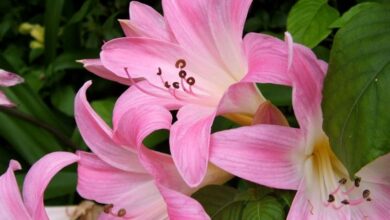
[354,177,361,187]
[156,67,162,76]
[179,70,187,78]
[362,189,370,199]
[339,178,347,185]
[186,77,195,85]
[164,81,171,88]
[103,204,114,213]
[172,82,180,89]
[341,199,350,205]
[327,194,335,203]
[175,59,186,69]
[117,209,126,217]
[367,198,372,202]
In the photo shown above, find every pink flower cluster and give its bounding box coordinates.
[1,0,389,219]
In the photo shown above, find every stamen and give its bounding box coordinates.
[348,198,365,206]
[341,199,349,205]
[118,209,127,217]
[354,177,361,187]
[179,70,187,78]
[339,178,347,185]
[164,81,171,88]
[175,59,186,69]
[327,194,335,203]
[362,189,370,199]
[367,198,372,202]
[103,204,114,213]
[186,77,195,86]
[172,82,180,89]
[156,67,162,76]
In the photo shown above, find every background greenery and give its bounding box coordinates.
[0,0,388,218]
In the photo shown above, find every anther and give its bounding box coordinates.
[339,178,347,185]
[179,70,187,78]
[118,209,126,217]
[103,204,114,213]
[164,81,171,88]
[156,67,162,76]
[362,189,370,199]
[186,77,195,85]
[175,59,186,69]
[172,82,180,89]
[367,198,372,202]
[327,194,335,203]
[341,199,349,205]
[354,177,361,187]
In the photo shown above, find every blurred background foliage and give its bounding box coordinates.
[0,0,385,218]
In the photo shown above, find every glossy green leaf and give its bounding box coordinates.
[323,5,390,174]
[143,130,169,148]
[51,85,75,116]
[241,196,285,220]
[91,98,115,126]
[257,84,292,106]
[287,0,339,48]
[330,2,379,28]
[44,0,64,64]
[192,185,238,216]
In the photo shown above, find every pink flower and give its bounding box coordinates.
[75,81,232,219]
[95,0,291,186]
[209,34,390,219]
[0,152,79,219]
[0,69,24,107]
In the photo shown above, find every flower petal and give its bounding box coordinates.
[78,59,132,85]
[356,153,390,185]
[113,105,172,148]
[208,0,251,79]
[0,160,31,220]
[170,105,216,186]
[287,183,351,220]
[45,206,77,220]
[0,69,24,87]
[77,151,168,219]
[112,81,182,132]
[288,40,326,135]
[0,91,15,107]
[217,82,265,116]
[100,37,230,93]
[162,0,223,69]
[241,33,291,85]
[157,184,210,220]
[119,1,174,42]
[351,181,390,219]
[209,125,304,190]
[74,81,146,173]
[22,152,79,220]
[252,101,290,126]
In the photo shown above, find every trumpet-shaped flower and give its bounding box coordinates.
[0,152,79,220]
[96,0,292,186]
[209,35,390,219]
[75,81,232,219]
[0,69,24,107]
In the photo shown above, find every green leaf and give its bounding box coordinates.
[143,129,169,148]
[257,84,292,106]
[212,202,246,220]
[91,98,115,126]
[323,5,390,175]
[44,0,64,65]
[51,85,75,116]
[287,0,339,48]
[242,196,285,220]
[192,185,238,216]
[329,2,380,28]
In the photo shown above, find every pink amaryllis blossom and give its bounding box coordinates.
[0,69,24,107]
[209,34,390,219]
[75,81,232,219]
[0,152,79,220]
[94,0,292,186]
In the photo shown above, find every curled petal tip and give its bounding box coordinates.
[284,32,294,71]
[9,160,22,171]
